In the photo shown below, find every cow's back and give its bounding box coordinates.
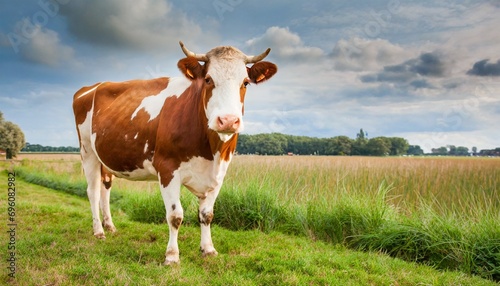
[73,77,178,179]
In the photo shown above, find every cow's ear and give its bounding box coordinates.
[248,61,277,84]
[178,57,204,80]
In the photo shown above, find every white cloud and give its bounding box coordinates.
[18,26,75,66]
[330,37,414,71]
[401,130,500,153]
[245,26,324,63]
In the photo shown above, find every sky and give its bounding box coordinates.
[0,0,499,152]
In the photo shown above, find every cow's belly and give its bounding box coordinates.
[106,159,158,181]
[178,155,230,198]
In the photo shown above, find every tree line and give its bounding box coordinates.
[237,129,499,157]
[19,135,500,157]
[22,143,80,153]
[237,129,417,156]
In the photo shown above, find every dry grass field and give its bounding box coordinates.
[12,153,500,216]
[225,155,500,216]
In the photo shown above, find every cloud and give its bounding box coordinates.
[59,0,214,52]
[18,25,75,67]
[467,59,500,76]
[329,37,413,71]
[245,26,324,63]
[407,52,448,77]
[360,51,451,88]
[0,32,10,47]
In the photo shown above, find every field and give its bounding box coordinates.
[1,154,499,285]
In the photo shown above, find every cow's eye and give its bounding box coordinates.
[205,76,212,85]
[243,79,250,87]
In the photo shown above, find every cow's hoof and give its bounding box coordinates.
[164,248,180,265]
[163,258,180,266]
[103,224,116,233]
[201,249,218,258]
[94,232,106,239]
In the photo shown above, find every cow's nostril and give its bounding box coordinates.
[217,117,225,128]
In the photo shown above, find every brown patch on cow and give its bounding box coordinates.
[170,216,183,229]
[153,79,215,177]
[91,78,169,172]
[165,248,178,257]
[240,82,247,115]
[103,180,112,190]
[73,82,101,126]
[171,204,176,211]
[101,165,113,189]
[199,210,214,226]
[207,130,238,162]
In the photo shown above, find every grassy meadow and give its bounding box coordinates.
[2,154,499,284]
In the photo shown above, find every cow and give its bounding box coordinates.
[72,41,277,265]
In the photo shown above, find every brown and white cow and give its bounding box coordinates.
[72,42,277,265]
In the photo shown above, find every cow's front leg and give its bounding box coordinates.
[198,186,221,257]
[159,171,183,265]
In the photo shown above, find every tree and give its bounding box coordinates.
[455,146,469,156]
[431,146,448,155]
[388,137,409,156]
[0,112,26,159]
[365,137,391,156]
[448,145,457,156]
[352,128,368,155]
[325,136,353,155]
[407,145,424,155]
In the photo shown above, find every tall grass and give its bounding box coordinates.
[7,155,500,281]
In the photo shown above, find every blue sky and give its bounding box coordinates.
[0,0,499,152]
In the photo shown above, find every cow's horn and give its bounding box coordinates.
[179,41,208,62]
[245,48,271,63]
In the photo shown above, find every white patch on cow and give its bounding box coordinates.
[131,77,191,122]
[80,105,106,171]
[112,159,157,181]
[144,141,148,153]
[218,133,234,142]
[77,109,93,148]
[205,57,246,135]
[177,152,231,199]
[77,83,103,99]
[134,133,139,140]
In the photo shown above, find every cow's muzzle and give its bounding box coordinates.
[216,115,241,133]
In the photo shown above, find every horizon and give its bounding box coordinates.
[22,131,499,154]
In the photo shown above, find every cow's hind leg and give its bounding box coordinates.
[81,153,107,239]
[100,166,116,233]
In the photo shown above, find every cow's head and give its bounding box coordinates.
[177,41,277,141]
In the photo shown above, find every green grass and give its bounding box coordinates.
[4,155,500,282]
[0,170,496,285]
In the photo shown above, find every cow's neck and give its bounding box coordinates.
[207,130,238,162]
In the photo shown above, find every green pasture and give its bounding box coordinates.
[1,155,499,284]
